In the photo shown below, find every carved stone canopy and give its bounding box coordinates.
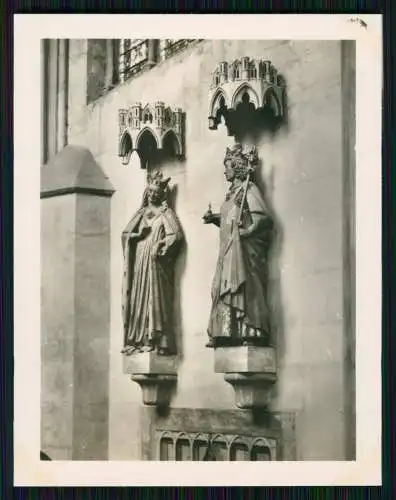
[208,57,286,140]
[118,102,185,168]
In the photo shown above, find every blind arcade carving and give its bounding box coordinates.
[157,430,277,461]
[141,408,297,461]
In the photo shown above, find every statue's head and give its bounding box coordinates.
[223,144,258,182]
[146,170,171,205]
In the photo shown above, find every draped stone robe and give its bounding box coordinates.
[208,181,273,343]
[122,195,183,353]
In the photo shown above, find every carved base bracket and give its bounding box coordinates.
[224,373,276,409]
[214,346,277,409]
[130,374,177,407]
[123,352,178,407]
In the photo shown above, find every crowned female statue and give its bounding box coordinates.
[121,171,183,356]
[203,144,273,347]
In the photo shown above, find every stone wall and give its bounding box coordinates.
[51,39,353,460]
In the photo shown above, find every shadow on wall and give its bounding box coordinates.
[168,183,187,359]
[255,158,285,362]
[253,75,289,374]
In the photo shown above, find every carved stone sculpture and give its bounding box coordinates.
[203,144,273,348]
[121,171,183,356]
[118,102,185,167]
[208,58,286,140]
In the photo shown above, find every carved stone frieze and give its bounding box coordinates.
[118,102,185,167]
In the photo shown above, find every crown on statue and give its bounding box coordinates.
[147,170,171,189]
[224,143,259,175]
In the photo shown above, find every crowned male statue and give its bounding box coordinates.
[203,144,273,348]
[121,171,183,356]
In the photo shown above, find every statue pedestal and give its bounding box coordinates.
[214,345,276,373]
[214,346,277,409]
[123,352,178,375]
[123,352,178,407]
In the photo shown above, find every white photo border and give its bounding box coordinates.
[13,13,382,486]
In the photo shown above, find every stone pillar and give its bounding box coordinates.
[41,145,114,460]
[42,39,69,165]
[56,39,69,152]
[41,40,49,166]
[47,40,59,161]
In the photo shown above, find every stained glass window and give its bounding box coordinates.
[119,39,149,81]
[159,39,197,60]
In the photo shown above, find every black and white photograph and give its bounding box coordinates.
[14,14,382,486]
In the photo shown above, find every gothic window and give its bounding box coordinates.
[87,39,203,103]
[143,107,153,124]
[159,39,196,60]
[119,39,149,82]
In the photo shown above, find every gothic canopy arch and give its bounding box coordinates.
[118,102,185,167]
[208,57,286,137]
[231,83,260,109]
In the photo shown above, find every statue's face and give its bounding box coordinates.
[224,160,235,182]
[147,184,163,204]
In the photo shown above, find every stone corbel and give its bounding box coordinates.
[123,352,178,407]
[118,102,185,168]
[214,346,277,409]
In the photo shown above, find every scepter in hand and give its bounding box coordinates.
[236,146,259,228]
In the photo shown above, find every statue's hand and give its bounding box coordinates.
[129,226,150,241]
[153,240,166,257]
[202,211,213,224]
[238,227,251,239]
[128,232,140,240]
[138,226,151,238]
[203,211,220,225]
